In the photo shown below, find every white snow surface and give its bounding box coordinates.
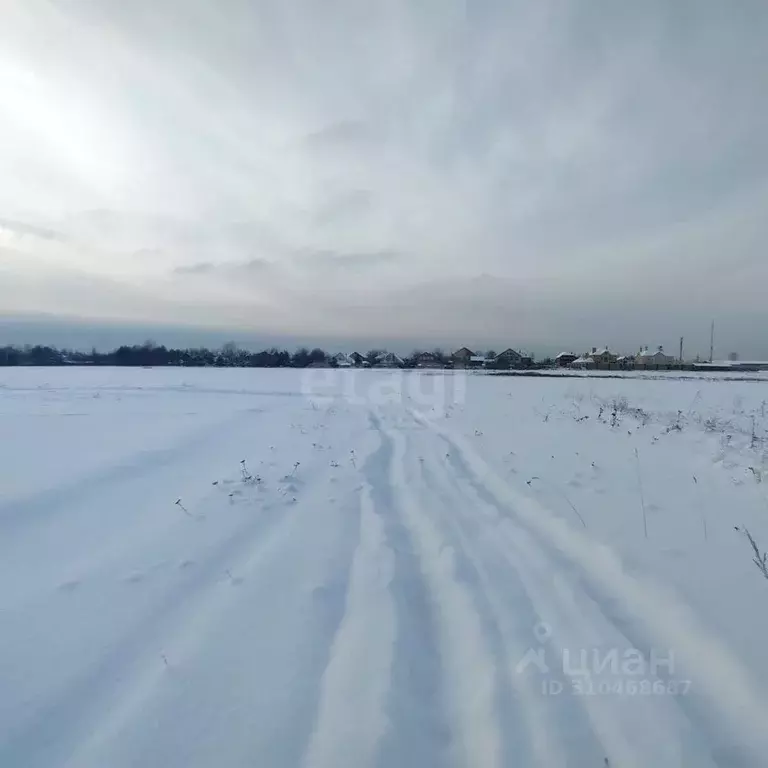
[2,366,768,767]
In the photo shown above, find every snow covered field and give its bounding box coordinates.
[2,367,768,767]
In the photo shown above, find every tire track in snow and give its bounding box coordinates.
[497,525,724,767]
[430,442,711,768]
[416,410,768,766]
[365,413,451,768]
[303,479,395,768]
[410,428,602,767]
[484,503,764,768]
[60,435,372,768]
[378,411,504,768]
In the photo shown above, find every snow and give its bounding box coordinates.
[2,366,768,767]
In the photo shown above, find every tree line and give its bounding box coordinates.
[0,342,501,368]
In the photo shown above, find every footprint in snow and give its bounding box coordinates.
[179,559,196,570]
[125,572,146,584]
[58,579,81,593]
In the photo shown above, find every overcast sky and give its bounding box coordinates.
[1,0,767,357]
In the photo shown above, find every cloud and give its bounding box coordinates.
[312,189,373,225]
[1,0,767,356]
[173,262,216,275]
[303,120,377,151]
[174,257,274,276]
[0,217,66,242]
[294,248,400,270]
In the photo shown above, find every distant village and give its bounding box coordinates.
[3,341,766,371]
[331,345,765,372]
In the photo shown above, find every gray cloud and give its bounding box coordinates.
[0,217,66,242]
[1,0,767,357]
[303,121,378,151]
[173,262,217,275]
[174,257,274,276]
[293,248,400,271]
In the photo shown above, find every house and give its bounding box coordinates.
[374,351,404,368]
[451,347,476,368]
[495,348,523,368]
[468,355,488,369]
[555,352,577,368]
[414,352,444,369]
[349,352,365,367]
[635,345,676,368]
[587,347,617,366]
[331,353,352,367]
[570,355,596,369]
[488,348,533,369]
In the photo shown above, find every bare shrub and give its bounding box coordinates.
[738,527,768,581]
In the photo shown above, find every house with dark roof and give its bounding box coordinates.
[492,348,534,368]
[414,352,445,368]
[451,347,475,368]
[495,348,523,366]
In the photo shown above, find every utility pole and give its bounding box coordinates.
[679,336,684,364]
[709,320,715,363]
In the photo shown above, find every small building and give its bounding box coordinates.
[349,352,365,366]
[570,356,595,369]
[635,345,676,367]
[495,348,523,368]
[331,353,352,367]
[451,347,475,368]
[588,347,617,366]
[555,352,577,368]
[468,355,488,369]
[375,351,404,368]
[414,352,444,368]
